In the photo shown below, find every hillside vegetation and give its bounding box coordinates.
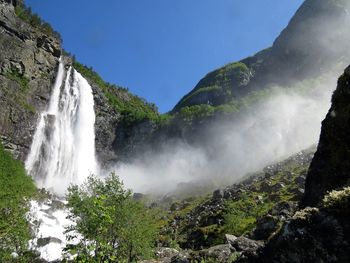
[0,143,36,261]
[73,62,160,125]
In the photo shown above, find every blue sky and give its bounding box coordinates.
[26,0,304,113]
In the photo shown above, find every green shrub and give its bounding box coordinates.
[0,143,36,261]
[64,173,157,262]
[323,187,350,210]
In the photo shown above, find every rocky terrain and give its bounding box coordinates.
[253,64,350,263]
[151,147,314,262]
[146,66,350,263]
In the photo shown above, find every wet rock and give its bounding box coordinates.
[37,237,62,247]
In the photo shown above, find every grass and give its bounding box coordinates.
[224,193,274,236]
[0,142,36,260]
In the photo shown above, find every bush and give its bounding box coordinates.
[64,173,157,262]
[323,187,350,211]
[0,143,36,261]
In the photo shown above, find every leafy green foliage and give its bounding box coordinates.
[14,4,61,40]
[0,143,36,261]
[64,173,157,262]
[73,61,160,125]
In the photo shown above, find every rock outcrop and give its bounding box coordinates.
[302,67,350,207]
[247,66,350,263]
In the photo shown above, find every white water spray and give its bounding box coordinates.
[26,60,98,196]
[25,60,98,261]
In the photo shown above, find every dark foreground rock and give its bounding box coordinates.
[242,66,350,263]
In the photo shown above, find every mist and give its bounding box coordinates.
[106,0,350,196]
[109,73,339,195]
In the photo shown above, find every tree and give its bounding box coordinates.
[64,173,157,262]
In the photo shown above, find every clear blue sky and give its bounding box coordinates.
[25,0,304,113]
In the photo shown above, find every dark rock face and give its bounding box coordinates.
[257,206,350,263]
[173,0,350,111]
[0,1,61,160]
[89,81,121,166]
[245,67,350,263]
[302,67,350,207]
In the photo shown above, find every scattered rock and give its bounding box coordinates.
[36,237,62,247]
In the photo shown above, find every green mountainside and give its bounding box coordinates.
[173,0,350,113]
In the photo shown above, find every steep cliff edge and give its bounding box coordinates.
[302,67,350,207]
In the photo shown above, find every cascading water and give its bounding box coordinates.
[26,60,98,196]
[25,59,98,261]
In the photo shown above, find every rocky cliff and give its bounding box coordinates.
[0,0,61,160]
[0,0,159,166]
[302,67,350,207]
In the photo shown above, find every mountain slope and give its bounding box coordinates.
[173,0,350,112]
[253,64,350,263]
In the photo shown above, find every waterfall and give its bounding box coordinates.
[25,59,98,196]
[25,59,99,261]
